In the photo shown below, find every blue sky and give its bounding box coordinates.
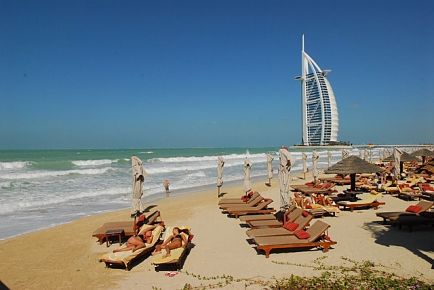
[1,0,433,149]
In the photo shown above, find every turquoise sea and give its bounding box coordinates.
[0,146,417,239]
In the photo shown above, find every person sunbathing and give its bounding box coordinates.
[113,225,156,253]
[152,227,188,258]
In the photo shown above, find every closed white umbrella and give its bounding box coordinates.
[266,153,274,186]
[217,156,225,197]
[278,148,292,209]
[131,156,146,216]
[243,158,252,193]
[312,151,319,183]
[302,152,307,179]
[393,148,402,180]
[363,149,369,161]
[342,149,349,160]
[327,151,332,168]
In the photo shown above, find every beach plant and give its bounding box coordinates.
[174,257,433,290]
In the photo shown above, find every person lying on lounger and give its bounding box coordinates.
[113,225,157,253]
[152,227,188,258]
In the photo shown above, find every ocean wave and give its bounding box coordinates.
[145,160,248,174]
[0,187,129,214]
[149,152,271,163]
[0,167,113,180]
[139,151,154,154]
[72,159,117,166]
[0,161,31,171]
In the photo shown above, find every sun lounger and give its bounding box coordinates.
[376,200,433,222]
[92,210,161,244]
[99,225,164,270]
[305,204,340,217]
[218,191,260,205]
[239,205,296,223]
[246,210,313,238]
[337,193,385,211]
[253,220,336,258]
[152,226,193,270]
[219,195,264,210]
[291,184,336,195]
[392,214,434,231]
[225,198,275,218]
[246,208,303,228]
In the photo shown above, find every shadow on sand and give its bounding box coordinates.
[363,220,434,269]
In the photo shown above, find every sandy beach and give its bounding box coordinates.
[0,171,433,289]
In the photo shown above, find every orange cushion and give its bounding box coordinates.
[294,229,310,239]
[406,205,422,213]
[283,222,299,231]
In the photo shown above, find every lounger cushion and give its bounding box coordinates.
[406,205,422,213]
[294,229,310,239]
[302,211,309,217]
[283,222,299,231]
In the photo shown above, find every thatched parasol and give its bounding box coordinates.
[382,152,419,163]
[411,148,434,164]
[325,156,383,191]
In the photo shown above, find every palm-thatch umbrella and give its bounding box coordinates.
[327,151,332,168]
[342,149,349,160]
[302,152,307,179]
[325,156,383,191]
[312,151,319,183]
[278,148,292,209]
[411,148,434,164]
[217,156,225,197]
[131,156,146,216]
[243,158,252,193]
[383,150,418,177]
[266,153,274,185]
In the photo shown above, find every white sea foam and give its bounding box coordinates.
[149,152,270,163]
[0,161,31,171]
[140,151,154,154]
[0,187,129,214]
[72,159,117,166]
[0,167,112,180]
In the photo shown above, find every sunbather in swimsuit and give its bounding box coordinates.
[113,225,156,253]
[152,227,188,258]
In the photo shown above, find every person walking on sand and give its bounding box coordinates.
[163,179,170,197]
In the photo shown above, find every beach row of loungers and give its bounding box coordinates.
[219,192,337,258]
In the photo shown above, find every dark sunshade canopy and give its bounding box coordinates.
[382,152,419,163]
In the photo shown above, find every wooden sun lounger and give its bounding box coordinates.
[225,199,275,218]
[253,220,336,258]
[246,208,302,228]
[337,194,385,212]
[219,195,263,210]
[152,226,193,270]
[376,201,433,222]
[239,205,296,223]
[246,211,313,238]
[218,192,260,205]
[92,210,161,244]
[291,185,336,195]
[99,225,164,270]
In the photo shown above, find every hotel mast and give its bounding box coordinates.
[295,35,339,146]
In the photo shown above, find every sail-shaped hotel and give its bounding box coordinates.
[295,35,339,146]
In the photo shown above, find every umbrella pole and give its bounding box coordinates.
[422,156,426,164]
[399,161,403,177]
[350,173,356,191]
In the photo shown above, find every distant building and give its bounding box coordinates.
[295,35,339,146]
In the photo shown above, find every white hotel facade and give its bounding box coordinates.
[295,35,339,146]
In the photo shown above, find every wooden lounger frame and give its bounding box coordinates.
[339,201,385,212]
[257,239,337,258]
[101,243,159,271]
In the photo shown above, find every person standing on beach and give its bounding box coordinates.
[163,179,170,197]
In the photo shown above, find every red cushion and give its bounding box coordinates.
[406,205,422,213]
[302,210,309,217]
[241,196,249,202]
[283,222,299,231]
[294,229,310,239]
